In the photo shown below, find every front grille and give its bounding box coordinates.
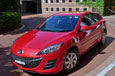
[44,59,56,70]
[11,53,42,68]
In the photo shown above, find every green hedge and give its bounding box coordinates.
[0,12,21,30]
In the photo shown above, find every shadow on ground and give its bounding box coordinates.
[0,36,113,76]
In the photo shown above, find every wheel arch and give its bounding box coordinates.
[68,46,79,55]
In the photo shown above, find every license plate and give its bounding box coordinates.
[15,60,25,65]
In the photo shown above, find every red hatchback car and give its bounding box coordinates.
[11,11,107,74]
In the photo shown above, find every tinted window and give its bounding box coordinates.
[51,8,54,11]
[76,0,79,2]
[62,8,65,11]
[56,0,59,3]
[69,8,72,11]
[51,0,53,3]
[76,8,79,11]
[62,0,65,3]
[81,14,93,26]
[56,8,59,11]
[83,8,87,11]
[38,16,80,32]
[96,14,101,20]
[91,13,101,22]
[69,0,72,2]
[46,0,48,3]
[92,8,96,11]
[46,8,48,11]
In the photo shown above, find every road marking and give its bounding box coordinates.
[96,60,115,76]
[85,53,115,76]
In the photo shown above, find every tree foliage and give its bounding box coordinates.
[78,0,104,15]
[0,0,19,12]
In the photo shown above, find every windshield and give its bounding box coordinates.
[37,16,80,32]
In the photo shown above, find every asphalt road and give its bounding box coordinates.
[0,14,115,76]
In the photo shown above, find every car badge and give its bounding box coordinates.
[18,50,23,54]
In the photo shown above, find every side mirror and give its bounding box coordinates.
[81,26,90,31]
[37,24,40,28]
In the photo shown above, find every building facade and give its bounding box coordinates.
[20,0,93,14]
[42,0,92,14]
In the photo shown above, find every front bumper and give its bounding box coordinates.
[11,52,64,74]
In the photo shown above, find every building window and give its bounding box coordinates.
[92,0,96,2]
[83,8,87,11]
[56,8,59,11]
[62,8,65,11]
[76,0,79,2]
[92,8,96,11]
[51,8,54,11]
[62,0,65,3]
[84,0,87,2]
[46,8,48,11]
[69,0,72,2]
[56,0,59,3]
[69,8,72,11]
[46,0,48,3]
[76,8,79,11]
[51,0,53,3]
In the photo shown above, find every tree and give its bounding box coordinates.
[78,0,104,15]
[0,0,19,12]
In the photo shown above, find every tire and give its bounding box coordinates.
[100,31,106,45]
[64,49,79,71]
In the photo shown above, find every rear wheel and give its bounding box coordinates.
[100,31,106,45]
[64,49,79,71]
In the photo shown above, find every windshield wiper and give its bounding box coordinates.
[36,28,54,32]
[40,29,56,32]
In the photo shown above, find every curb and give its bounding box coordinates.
[10,24,25,33]
[0,24,25,35]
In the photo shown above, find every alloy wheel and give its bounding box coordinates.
[65,52,78,70]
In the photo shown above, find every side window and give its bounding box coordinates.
[91,13,99,23]
[96,14,101,21]
[80,14,93,27]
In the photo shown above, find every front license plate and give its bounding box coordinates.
[15,60,25,65]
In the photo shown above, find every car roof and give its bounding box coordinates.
[53,11,98,16]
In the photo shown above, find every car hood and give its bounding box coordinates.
[14,30,70,49]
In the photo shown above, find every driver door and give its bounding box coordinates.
[77,14,96,54]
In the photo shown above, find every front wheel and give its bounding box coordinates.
[64,49,79,71]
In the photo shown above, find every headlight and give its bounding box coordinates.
[38,43,64,55]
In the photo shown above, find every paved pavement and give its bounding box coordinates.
[0,14,115,76]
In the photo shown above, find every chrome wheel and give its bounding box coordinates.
[65,52,78,70]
